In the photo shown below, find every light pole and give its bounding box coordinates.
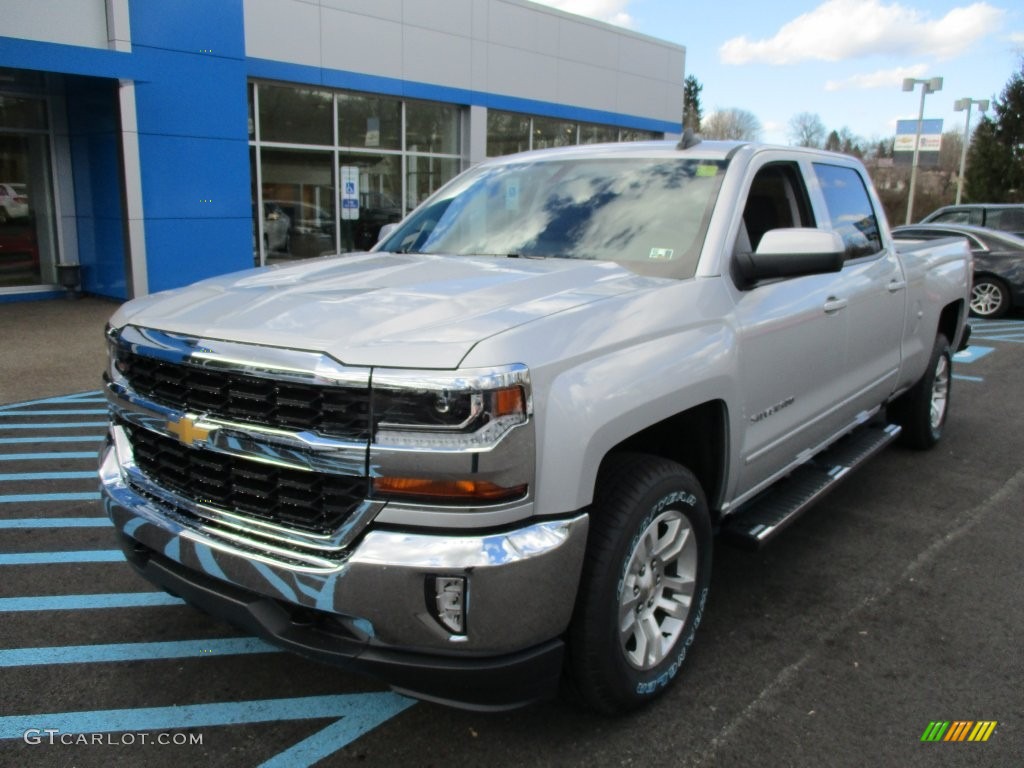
[953,97,989,205]
[902,76,943,224]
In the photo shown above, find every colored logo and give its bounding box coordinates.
[921,721,997,742]
[167,415,211,447]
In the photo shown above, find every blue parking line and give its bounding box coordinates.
[0,693,414,747]
[0,391,103,411]
[0,409,107,416]
[259,697,417,768]
[0,492,101,503]
[953,374,984,382]
[0,592,182,612]
[0,422,108,430]
[0,550,123,565]
[0,637,281,668]
[0,518,111,529]
[0,452,97,461]
[0,471,97,481]
[0,436,104,445]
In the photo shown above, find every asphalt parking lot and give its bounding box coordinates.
[1,308,1022,767]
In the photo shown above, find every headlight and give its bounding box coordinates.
[372,364,531,450]
[105,325,129,388]
[370,364,533,505]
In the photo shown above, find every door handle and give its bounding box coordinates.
[888,279,907,293]
[823,297,848,314]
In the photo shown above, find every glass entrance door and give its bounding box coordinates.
[0,72,58,289]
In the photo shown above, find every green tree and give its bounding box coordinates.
[824,130,841,152]
[683,75,703,133]
[965,62,1024,201]
[965,118,1014,201]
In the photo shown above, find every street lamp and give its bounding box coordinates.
[902,76,943,225]
[953,97,990,205]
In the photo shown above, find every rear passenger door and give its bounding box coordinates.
[810,162,905,418]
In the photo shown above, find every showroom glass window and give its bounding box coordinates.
[249,82,465,266]
[0,68,58,289]
[486,109,663,157]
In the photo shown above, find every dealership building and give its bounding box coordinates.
[0,0,685,302]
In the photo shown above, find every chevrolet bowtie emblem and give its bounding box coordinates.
[167,415,211,446]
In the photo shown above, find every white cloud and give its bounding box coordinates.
[719,0,1004,65]
[529,0,634,28]
[825,64,928,91]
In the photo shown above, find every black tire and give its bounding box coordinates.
[969,276,1010,318]
[567,453,712,713]
[890,333,951,450]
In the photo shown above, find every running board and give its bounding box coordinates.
[721,423,902,550]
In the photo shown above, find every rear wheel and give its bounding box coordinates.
[568,454,712,713]
[969,276,1009,318]
[891,333,951,449]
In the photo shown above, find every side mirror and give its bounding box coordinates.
[735,228,845,287]
[376,222,399,245]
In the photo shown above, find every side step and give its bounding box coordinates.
[721,423,902,550]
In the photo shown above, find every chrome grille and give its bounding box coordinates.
[123,420,367,535]
[114,348,370,439]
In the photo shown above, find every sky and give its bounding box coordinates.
[530,0,1023,146]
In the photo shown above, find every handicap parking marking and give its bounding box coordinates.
[0,637,282,668]
[968,318,1024,343]
[0,693,416,751]
[0,390,417,763]
[953,345,994,363]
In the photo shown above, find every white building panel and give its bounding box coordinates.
[0,0,109,50]
[487,0,559,56]
[245,0,322,68]
[618,35,672,80]
[557,60,617,114]
[403,27,473,91]
[557,18,621,68]
[241,0,683,125]
[320,7,405,79]
[617,72,671,121]
[321,0,401,23]
[486,44,560,104]
[402,0,474,39]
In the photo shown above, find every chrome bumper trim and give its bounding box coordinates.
[102,444,588,652]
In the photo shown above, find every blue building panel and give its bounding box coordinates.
[129,0,245,60]
[136,134,251,221]
[144,217,253,294]
[65,76,127,300]
[131,49,249,141]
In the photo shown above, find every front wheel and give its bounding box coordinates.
[567,454,712,713]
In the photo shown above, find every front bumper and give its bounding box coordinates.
[100,441,589,709]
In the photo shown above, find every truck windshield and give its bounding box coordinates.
[377,157,728,279]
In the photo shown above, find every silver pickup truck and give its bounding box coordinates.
[100,140,971,713]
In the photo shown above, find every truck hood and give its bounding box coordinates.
[110,252,659,368]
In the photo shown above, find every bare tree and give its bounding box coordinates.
[702,108,762,141]
[788,112,826,147]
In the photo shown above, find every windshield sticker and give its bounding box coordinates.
[505,180,520,211]
[649,248,674,260]
[696,164,719,177]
